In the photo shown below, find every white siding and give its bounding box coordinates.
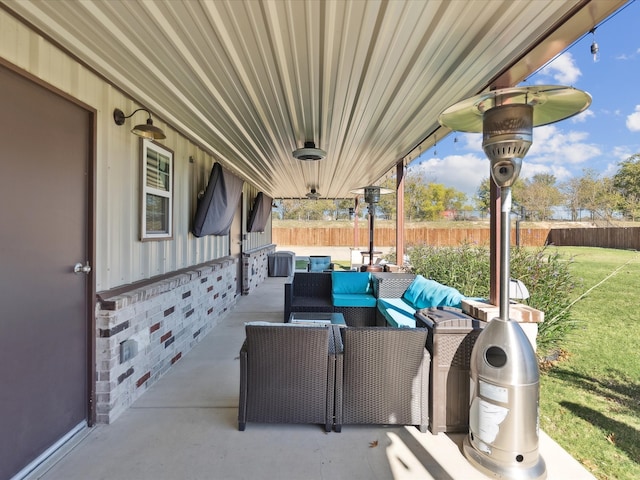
[0,10,272,291]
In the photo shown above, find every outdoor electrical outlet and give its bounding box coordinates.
[120,339,138,363]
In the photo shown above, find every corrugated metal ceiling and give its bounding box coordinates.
[1,0,626,199]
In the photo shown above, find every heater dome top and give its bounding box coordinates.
[438,85,591,133]
[350,186,394,197]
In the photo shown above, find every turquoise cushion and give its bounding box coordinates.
[332,293,376,307]
[377,297,416,317]
[376,299,416,328]
[332,271,371,294]
[309,257,331,271]
[383,308,416,328]
[402,275,464,309]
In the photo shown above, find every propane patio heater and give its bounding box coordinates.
[439,85,591,480]
[351,186,393,271]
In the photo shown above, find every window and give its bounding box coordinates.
[141,139,173,240]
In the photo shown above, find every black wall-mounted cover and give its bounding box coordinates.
[192,162,244,237]
[247,192,273,233]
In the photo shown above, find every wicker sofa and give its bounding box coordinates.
[283,271,377,326]
[374,273,465,328]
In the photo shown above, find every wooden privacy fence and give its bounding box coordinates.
[548,227,640,250]
[273,227,551,248]
[273,226,640,250]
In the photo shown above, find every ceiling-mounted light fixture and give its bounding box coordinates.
[113,108,166,140]
[306,188,321,200]
[293,141,326,161]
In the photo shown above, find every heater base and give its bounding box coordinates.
[463,436,547,480]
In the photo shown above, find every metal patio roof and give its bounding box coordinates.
[2,0,627,198]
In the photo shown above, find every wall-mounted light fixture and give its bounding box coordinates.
[113,108,166,140]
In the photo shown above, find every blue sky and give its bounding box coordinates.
[411,0,640,203]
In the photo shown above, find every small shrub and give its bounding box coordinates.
[407,243,490,297]
[510,247,578,356]
[406,243,578,360]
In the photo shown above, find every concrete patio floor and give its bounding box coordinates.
[26,276,595,480]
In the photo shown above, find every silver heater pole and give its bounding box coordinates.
[500,187,512,321]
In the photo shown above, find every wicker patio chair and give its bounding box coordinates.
[334,327,430,432]
[307,255,334,272]
[238,324,337,432]
[283,272,333,322]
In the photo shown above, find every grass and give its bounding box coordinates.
[301,245,640,477]
[540,247,640,479]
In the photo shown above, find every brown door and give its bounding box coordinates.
[0,65,91,479]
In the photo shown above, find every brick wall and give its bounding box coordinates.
[242,244,274,295]
[95,257,238,424]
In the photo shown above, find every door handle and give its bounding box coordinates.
[73,261,92,274]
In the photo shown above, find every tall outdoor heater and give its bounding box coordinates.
[351,186,393,271]
[365,186,380,270]
[439,85,591,480]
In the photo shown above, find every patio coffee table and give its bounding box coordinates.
[289,312,346,326]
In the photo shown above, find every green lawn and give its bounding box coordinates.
[335,246,640,478]
[541,247,640,479]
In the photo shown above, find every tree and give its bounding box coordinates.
[304,199,335,220]
[561,176,584,221]
[562,169,599,220]
[376,177,398,220]
[613,154,640,220]
[598,177,626,221]
[279,169,468,223]
[332,198,356,221]
[475,177,526,219]
[474,177,491,214]
[280,199,304,220]
[518,174,563,221]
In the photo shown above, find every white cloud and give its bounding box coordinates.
[612,145,634,161]
[626,105,640,131]
[419,110,607,200]
[540,52,581,84]
[411,153,488,199]
[520,162,572,183]
[461,132,482,151]
[571,109,594,123]
[526,125,600,164]
[602,162,619,178]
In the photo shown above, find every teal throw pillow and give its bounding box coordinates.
[403,275,464,309]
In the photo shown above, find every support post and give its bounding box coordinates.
[396,163,405,267]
